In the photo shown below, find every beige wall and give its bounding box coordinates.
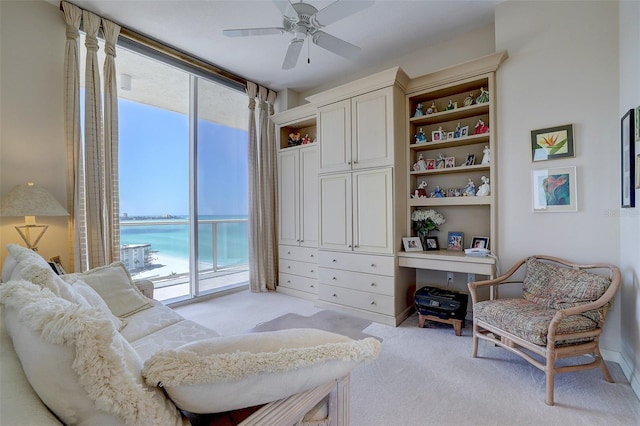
[0,1,69,268]
[618,0,640,399]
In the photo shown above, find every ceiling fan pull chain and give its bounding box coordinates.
[307,30,310,64]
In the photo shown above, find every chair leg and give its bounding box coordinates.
[595,346,614,383]
[545,355,555,406]
[471,321,479,357]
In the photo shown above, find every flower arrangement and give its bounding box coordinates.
[411,209,445,236]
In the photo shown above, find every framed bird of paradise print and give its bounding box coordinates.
[531,124,575,162]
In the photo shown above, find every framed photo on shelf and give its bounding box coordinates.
[465,154,475,166]
[460,126,469,137]
[531,124,575,162]
[445,157,456,168]
[621,109,635,208]
[424,236,440,251]
[532,166,577,212]
[402,237,423,252]
[447,232,464,251]
[432,130,442,141]
[426,158,436,170]
[447,132,455,140]
[470,236,489,249]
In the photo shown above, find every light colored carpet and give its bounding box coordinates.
[174,290,640,425]
[250,310,378,341]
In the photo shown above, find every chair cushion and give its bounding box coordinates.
[522,257,610,322]
[474,299,598,346]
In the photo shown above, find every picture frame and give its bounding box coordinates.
[621,109,635,208]
[426,158,436,170]
[531,124,575,162]
[460,126,469,137]
[432,130,442,141]
[402,237,423,252]
[445,157,456,168]
[470,236,489,249]
[532,166,577,212]
[636,106,640,142]
[465,154,475,166]
[424,236,440,251]
[636,155,640,190]
[49,256,65,275]
[447,232,464,251]
[447,132,454,140]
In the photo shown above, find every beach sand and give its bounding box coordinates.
[129,252,190,281]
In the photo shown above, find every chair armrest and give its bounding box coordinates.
[467,258,527,304]
[134,279,154,299]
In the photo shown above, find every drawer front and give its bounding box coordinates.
[318,251,394,276]
[318,284,394,315]
[279,258,318,278]
[318,268,394,296]
[279,273,318,294]
[279,245,318,263]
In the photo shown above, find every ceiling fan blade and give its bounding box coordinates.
[282,39,304,69]
[272,0,298,22]
[312,31,361,59]
[313,0,374,27]
[223,27,286,37]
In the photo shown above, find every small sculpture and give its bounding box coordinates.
[463,178,476,196]
[431,186,445,198]
[302,134,311,144]
[412,181,428,198]
[481,145,490,164]
[475,87,489,104]
[455,122,461,138]
[446,100,456,110]
[413,153,428,171]
[477,176,491,196]
[414,128,427,144]
[463,92,474,107]
[426,102,438,114]
[435,153,446,169]
[474,119,489,135]
[414,103,424,117]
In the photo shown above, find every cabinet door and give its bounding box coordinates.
[352,87,394,169]
[319,173,352,251]
[353,168,393,254]
[299,146,318,247]
[278,150,299,245]
[318,99,351,173]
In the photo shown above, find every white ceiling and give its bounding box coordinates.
[63,0,502,93]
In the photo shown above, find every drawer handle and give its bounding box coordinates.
[370,301,376,305]
[310,254,314,257]
[310,269,314,273]
[310,284,314,288]
[332,276,337,280]
[370,282,376,286]
[332,259,337,262]
[287,266,291,269]
[370,263,375,267]
[287,251,291,255]
[332,293,337,297]
[287,280,291,283]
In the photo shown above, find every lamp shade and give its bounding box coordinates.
[0,182,68,217]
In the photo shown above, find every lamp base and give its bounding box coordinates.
[15,224,49,251]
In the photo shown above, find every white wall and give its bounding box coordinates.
[618,0,640,399]
[495,0,622,348]
[0,1,69,268]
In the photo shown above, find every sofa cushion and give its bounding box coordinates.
[62,262,153,318]
[474,298,599,346]
[72,279,124,331]
[142,328,381,413]
[0,280,185,426]
[523,257,611,322]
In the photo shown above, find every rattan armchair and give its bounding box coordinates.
[468,255,621,406]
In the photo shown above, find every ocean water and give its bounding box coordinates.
[120,216,248,269]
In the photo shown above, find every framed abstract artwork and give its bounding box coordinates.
[532,166,577,212]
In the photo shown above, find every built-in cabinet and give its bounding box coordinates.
[308,67,415,326]
[272,104,319,300]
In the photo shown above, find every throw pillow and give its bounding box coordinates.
[62,262,152,318]
[142,328,381,413]
[0,280,185,426]
[72,279,125,331]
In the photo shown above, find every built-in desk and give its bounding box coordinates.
[398,250,497,298]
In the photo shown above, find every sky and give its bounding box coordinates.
[118,98,248,217]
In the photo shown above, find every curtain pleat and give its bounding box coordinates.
[61,1,82,271]
[102,18,121,263]
[247,82,262,292]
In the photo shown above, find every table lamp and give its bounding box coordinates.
[0,182,69,251]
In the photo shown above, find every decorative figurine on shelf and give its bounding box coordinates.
[477,176,491,196]
[446,100,456,110]
[426,102,438,114]
[463,92,474,107]
[288,131,302,146]
[475,87,489,104]
[431,186,446,198]
[455,122,462,138]
[435,153,446,169]
[481,145,490,164]
[413,153,428,171]
[302,134,311,145]
[412,180,428,198]
[473,119,489,135]
[414,128,427,144]
[414,103,424,117]
[463,178,476,196]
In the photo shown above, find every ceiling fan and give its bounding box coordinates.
[223,0,374,70]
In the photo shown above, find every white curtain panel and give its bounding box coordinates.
[246,82,263,292]
[61,1,82,271]
[102,19,121,264]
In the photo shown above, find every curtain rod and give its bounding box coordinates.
[60,1,250,90]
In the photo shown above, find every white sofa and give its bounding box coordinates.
[0,244,380,425]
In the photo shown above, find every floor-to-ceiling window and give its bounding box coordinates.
[81,35,249,302]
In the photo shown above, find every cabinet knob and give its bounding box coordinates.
[370,301,376,305]
[370,263,375,267]
[287,251,291,255]
[353,160,358,164]
[287,266,291,269]
[354,245,359,248]
[332,259,337,262]
[348,244,352,248]
[310,254,314,257]
[370,282,376,286]
[332,276,337,280]
[310,269,314,273]
[310,284,314,288]
[287,280,291,283]
[347,161,351,165]
[300,239,303,242]
[332,293,337,297]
